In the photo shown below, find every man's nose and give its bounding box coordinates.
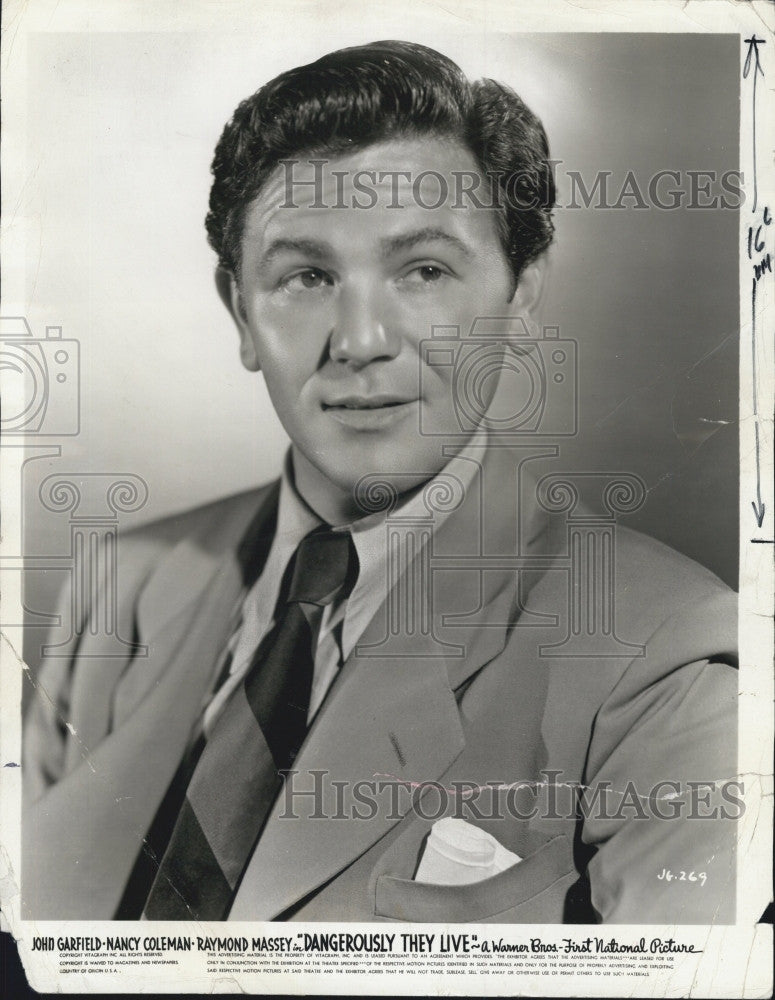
[328,285,401,366]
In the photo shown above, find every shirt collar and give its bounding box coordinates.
[275,451,325,549]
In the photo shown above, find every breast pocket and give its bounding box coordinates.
[374,834,577,922]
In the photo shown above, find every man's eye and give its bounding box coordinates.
[282,268,333,291]
[401,264,450,287]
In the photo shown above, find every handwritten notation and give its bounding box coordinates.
[749,204,771,530]
[743,37,772,539]
[744,36,766,214]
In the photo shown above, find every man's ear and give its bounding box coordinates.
[215,266,261,372]
[510,255,549,332]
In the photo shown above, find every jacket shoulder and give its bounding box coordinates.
[529,518,735,641]
[116,482,278,584]
[611,524,736,639]
[516,520,737,701]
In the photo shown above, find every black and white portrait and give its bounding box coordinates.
[1,4,772,996]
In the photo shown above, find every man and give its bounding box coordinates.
[22,40,737,923]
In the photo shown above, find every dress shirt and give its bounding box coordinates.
[202,437,483,735]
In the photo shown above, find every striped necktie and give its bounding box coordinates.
[142,526,357,920]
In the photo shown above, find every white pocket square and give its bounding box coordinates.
[414,817,522,886]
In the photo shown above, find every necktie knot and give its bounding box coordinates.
[287,527,357,606]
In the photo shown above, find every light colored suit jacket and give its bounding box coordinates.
[23,447,738,924]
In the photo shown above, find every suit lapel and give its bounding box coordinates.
[230,613,466,920]
[231,447,548,920]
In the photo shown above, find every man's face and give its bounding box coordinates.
[221,137,541,518]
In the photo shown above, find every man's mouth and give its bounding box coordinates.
[321,394,418,429]
[322,394,415,411]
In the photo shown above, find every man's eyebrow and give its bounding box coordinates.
[380,228,473,259]
[259,237,335,267]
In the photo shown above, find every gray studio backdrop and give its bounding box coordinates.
[19,32,739,681]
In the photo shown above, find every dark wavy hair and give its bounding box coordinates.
[206,40,555,282]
